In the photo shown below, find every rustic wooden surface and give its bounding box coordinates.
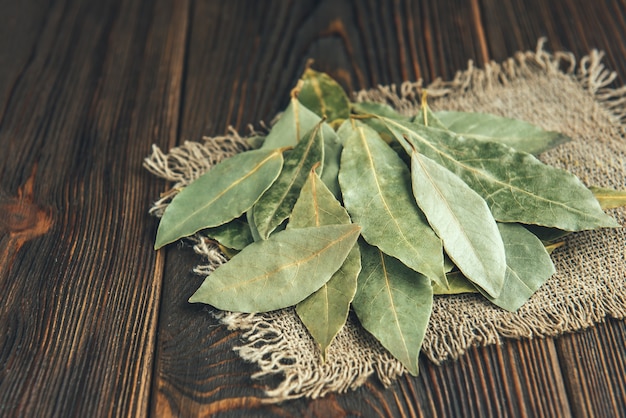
[1,0,625,416]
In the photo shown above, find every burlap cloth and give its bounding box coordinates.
[145,40,626,403]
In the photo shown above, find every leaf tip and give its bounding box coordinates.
[405,362,419,376]
[291,79,304,99]
[188,291,202,304]
[154,228,169,250]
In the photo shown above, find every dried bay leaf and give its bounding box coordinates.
[205,216,253,250]
[411,152,506,297]
[261,97,322,150]
[435,111,570,155]
[412,98,448,130]
[155,148,284,249]
[432,271,478,295]
[318,122,343,199]
[353,242,433,376]
[351,101,408,120]
[246,210,262,242]
[525,224,571,244]
[288,168,351,229]
[484,223,556,311]
[253,122,325,239]
[338,124,446,287]
[381,117,619,231]
[289,170,360,358]
[590,186,626,210]
[188,224,361,312]
[432,223,555,309]
[351,101,408,144]
[246,134,266,149]
[299,68,351,124]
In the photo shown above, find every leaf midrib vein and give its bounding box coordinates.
[219,226,356,291]
[261,126,321,232]
[177,150,280,230]
[380,250,411,364]
[358,129,419,254]
[413,153,487,275]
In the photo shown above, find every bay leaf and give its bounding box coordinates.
[433,223,556,309]
[432,271,478,295]
[380,117,619,231]
[205,216,253,251]
[411,151,506,297]
[412,97,448,130]
[435,111,570,155]
[155,148,284,249]
[351,101,408,144]
[289,170,360,358]
[338,124,446,287]
[261,97,322,150]
[353,242,433,376]
[298,68,351,124]
[589,186,626,210]
[351,101,408,120]
[319,122,343,199]
[288,168,352,228]
[246,134,266,149]
[544,241,566,254]
[483,223,556,311]
[246,209,262,242]
[189,224,361,312]
[253,122,325,239]
[524,224,571,244]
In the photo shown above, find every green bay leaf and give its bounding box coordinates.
[298,68,351,124]
[189,224,361,312]
[434,111,570,155]
[253,122,325,239]
[411,152,506,297]
[338,124,445,287]
[381,117,619,231]
[353,242,433,375]
[289,170,360,358]
[155,148,284,249]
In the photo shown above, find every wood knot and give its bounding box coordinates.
[0,165,53,241]
[0,199,52,237]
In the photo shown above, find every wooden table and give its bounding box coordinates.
[2,1,625,416]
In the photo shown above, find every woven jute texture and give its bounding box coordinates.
[145,40,626,403]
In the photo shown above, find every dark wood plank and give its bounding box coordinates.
[0,0,53,120]
[557,320,626,418]
[3,0,624,416]
[0,0,187,415]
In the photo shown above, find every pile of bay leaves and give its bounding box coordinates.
[154,69,622,375]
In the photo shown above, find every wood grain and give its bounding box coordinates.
[2,0,626,416]
[0,0,186,415]
[557,320,626,418]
